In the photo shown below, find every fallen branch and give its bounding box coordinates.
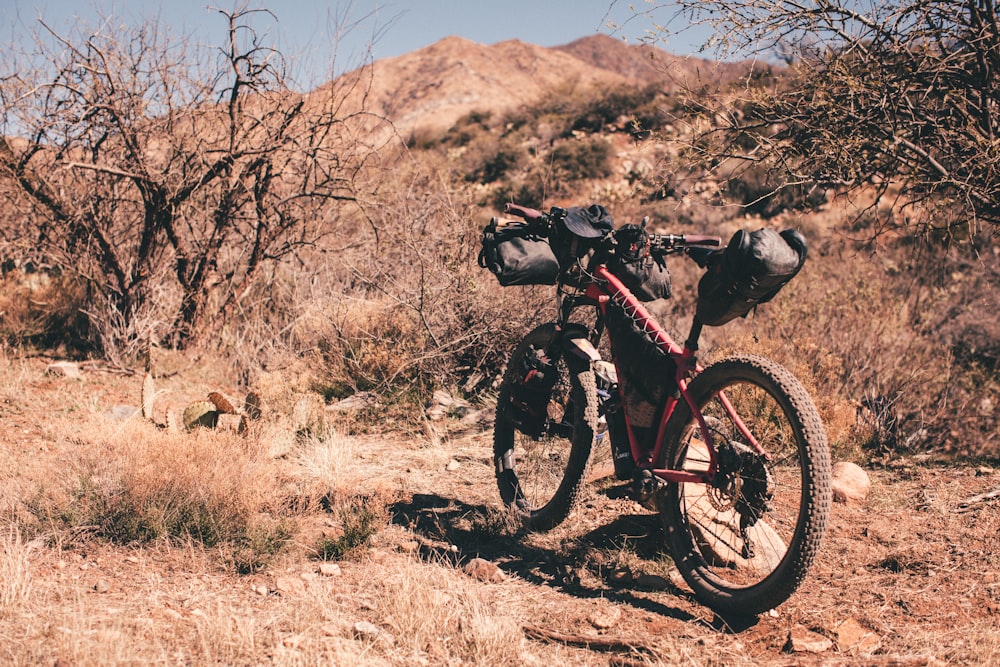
[522,624,653,654]
[958,486,1000,509]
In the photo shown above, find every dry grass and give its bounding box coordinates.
[0,529,32,617]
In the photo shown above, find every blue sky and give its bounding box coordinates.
[3,1,711,85]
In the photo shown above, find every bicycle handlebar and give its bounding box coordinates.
[501,201,722,255]
[504,202,546,222]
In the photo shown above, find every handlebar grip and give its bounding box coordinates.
[504,203,545,221]
[684,235,723,247]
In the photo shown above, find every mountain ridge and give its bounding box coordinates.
[338,34,749,136]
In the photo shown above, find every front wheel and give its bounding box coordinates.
[494,324,599,531]
[659,354,831,615]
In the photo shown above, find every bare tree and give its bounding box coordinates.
[0,6,388,350]
[628,0,1000,235]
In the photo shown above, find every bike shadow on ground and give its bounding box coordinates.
[389,490,760,632]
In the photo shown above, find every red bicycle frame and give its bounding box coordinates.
[585,265,768,486]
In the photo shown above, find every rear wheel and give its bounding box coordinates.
[659,354,831,615]
[494,324,599,531]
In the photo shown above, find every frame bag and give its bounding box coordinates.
[696,228,807,326]
[607,223,672,302]
[478,218,560,286]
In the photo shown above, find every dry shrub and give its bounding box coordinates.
[30,420,293,572]
[313,494,389,561]
[0,269,90,353]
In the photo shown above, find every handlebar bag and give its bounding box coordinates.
[478,218,560,286]
[607,223,672,302]
[696,228,807,326]
[548,204,614,270]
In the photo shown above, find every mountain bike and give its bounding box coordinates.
[482,202,831,615]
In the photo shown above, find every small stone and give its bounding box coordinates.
[446,459,462,472]
[459,409,492,426]
[106,405,139,421]
[786,626,833,653]
[588,604,622,629]
[93,580,110,594]
[46,361,82,378]
[318,563,342,576]
[831,461,871,504]
[835,617,880,655]
[462,557,506,583]
[353,620,394,644]
[252,584,269,596]
[328,392,376,412]
[976,466,995,476]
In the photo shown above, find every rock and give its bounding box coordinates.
[446,459,461,472]
[273,576,306,595]
[318,563,342,576]
[588,604,622,629]
[459,409,492,426]
[327,392,376,412]
[426,390,473,420]
[93,580,110,594]
[353,620,394,644]
[182,401,218,430]
[462,557,506,583]
[831,461,871,504]
[835,617,880,655]
[786,626,833,653]
[46,361,81,378]
[106,405,139,421]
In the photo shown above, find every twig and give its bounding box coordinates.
[522,624,654,654]
[958,486,1000,509]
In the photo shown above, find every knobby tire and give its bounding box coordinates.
[493,323,599,531]
[659,354,831,616]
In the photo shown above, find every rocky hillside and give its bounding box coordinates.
[338,34,750,135]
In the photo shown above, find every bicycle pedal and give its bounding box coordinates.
[631,469,665,512]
